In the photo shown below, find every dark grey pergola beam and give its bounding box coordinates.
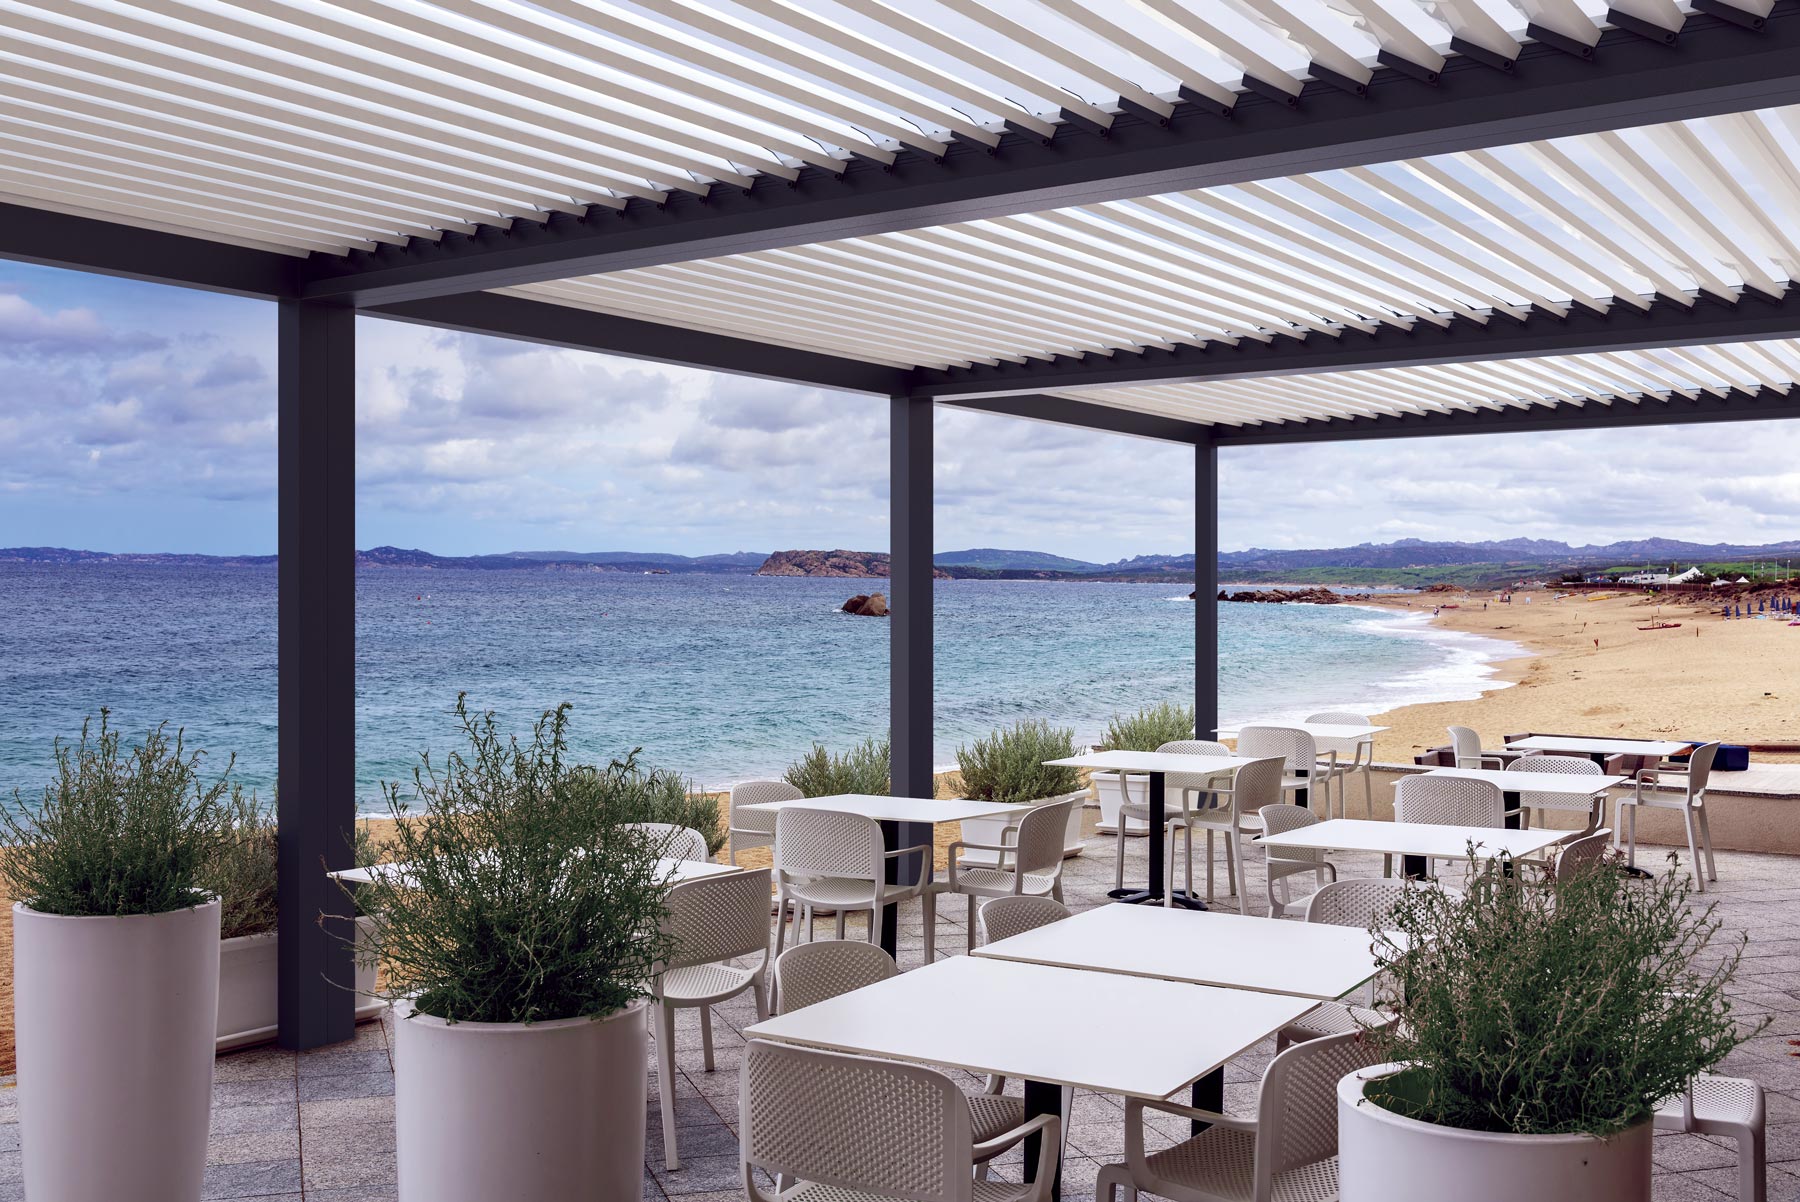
[913,286,1800,400]
[0,201,295,299]
[943,393,1205,444]
[369,292,906,396]
[294,5,1800,308]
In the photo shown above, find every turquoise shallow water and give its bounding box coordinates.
[0,564,1520,811]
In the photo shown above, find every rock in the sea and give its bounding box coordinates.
[1219,587,1369,605]
[842,592,889,617]
[758,549,951,579]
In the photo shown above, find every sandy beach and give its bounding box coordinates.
[1355,588,1800,764]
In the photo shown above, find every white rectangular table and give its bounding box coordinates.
[1260,817,1570,877]
[745,955,1314,1197]
[329,855,739,887]
[1046,751,1252,909]
[1419,765,1625,831]
[1504,735,1691,762]
[738,793,1029,955]
[972,903,1383,1001]
[1216,721,1387,741]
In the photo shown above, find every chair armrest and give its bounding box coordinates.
[1129,1097,1257,1131]
[948,840,1026,854]
[971,1112,1058,1164]
[882,843,928,863]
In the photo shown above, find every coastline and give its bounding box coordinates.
[1356,588,1800,764]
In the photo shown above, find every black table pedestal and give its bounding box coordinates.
[877,819,933,959]
[1106,771,1206,910]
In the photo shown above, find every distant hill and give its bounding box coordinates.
[757,550,952,579]
[0,546,277,567]
[933,548,1100,572]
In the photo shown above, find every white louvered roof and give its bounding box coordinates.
[3,0,1799,434]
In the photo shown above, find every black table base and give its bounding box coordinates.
[877,819,933,959]
[1022,1079,1064,1199]
[1109,770,1207,911]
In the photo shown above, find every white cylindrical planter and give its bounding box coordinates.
[396,1002,649,1202]
[1091,772,1152,835]
[1338,1064,1652,1202]
[15,898,221,1202]
[958,792,1086,866]
[217,929,280,1050]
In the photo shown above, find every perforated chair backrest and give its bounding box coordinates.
[1302,878,1410,930]
[774,940,897,1014]
[1255,1031,1385,1185]
[1237,725,1317,774]
[664,867,772,971]
[731,779,803,835]
[1009,798,1076,874]
[1394,774,1504,828]
[625,821,710,863]
[1552,828,1613,880]
[775,807,885,881]
[1257,803,1325,865]
[1305,711,1373,758]
[1684,742,1720,796]
[1226,756,1287,818]
[978,895,1071,945]
[1505,753,1602,809]
[1155,739,1233,797]
[742,1039,973,1202]
[1447,725,1487,767]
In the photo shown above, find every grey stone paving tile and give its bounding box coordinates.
[653,1152,746,1196]
[210,1102,298,1137]
[1652,1131,1742,1172]
[0,1127,16,1155]
[302,1147,398,1192]
[0,1182,22,1202]
[1650,1169,1733,1200]
[647,1119,741,1162]
[215,1077,300,1108]
[200,1156,303,1199]
[296,1047,395,1079]
[206,1128,301,1166]
[296,1070,395,1103]
[298,1093,396,1130]
[0,1151,18,1184]
[212,1046,296,1083]
[303,1191,399,1202]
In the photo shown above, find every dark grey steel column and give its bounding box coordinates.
[889,396,935,799]
[277,300,357,1050]
[1195,437,1219,739]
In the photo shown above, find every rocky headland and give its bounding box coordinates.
[757,549,951,579]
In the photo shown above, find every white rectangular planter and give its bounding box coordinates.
[1091,771,1154,835]
[216,916,385,1051]
[957,792,1086,867]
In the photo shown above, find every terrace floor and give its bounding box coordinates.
[2,819,1795,1202]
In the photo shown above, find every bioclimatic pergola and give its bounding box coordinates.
[4,0,1800,1049]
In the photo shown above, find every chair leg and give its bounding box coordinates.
[1382,853,1393,879]
[1051,874,1063,904]
[656,1003,680,1171]
[1742,1121,1767,1202]
[1625,802,1639,870]
[751,973,768,1022]
[1363,766,1374,819]
[834,909,847,940]
[1684,810,1704,893]
[1183,823,1194,899]
[922,892,936,961]
[700,1004,715,1072]
[1113,820,1127,892]
[773,892,790,958]
[1698,805,1718,882]
[966,895,978,953]
[1204,829,1216,902]
[1224,828,1238,898]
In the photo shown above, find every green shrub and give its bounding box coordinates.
[571,755,724,856]
[956,720,1079,803]
[0,711,229,917]
[1366,853,1754,1136]
[1103,701,1195,751]
[353,696,674,1024]
[785,736,891,797]
[204,789,279,939]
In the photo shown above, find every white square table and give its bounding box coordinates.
[1259,817,1570,879]
[1418,765,1625,836]
[1215,721,1388,742]
[1045,750,1251,910]
[329,855,739,887]
[744,954,1314,1199]
[1504,735,1692,762]
[971,901,1384,1001]
[737,793,1030,955]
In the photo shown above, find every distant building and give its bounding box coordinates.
[1619,571,1671,585]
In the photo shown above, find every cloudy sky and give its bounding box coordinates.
[2,260,1797,561]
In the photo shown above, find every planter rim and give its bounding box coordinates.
[13,896,220,923]
[1346,1063,1649,1147]
[403,997,647,1034]
[221,929,279,948]
[958,790,1087,806]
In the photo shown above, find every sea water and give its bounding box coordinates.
[0,564,1520,811]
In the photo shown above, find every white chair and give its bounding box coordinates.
[1256,803,1338,918]
[977,895,1071,944]
[1237,725,1335,818]
[1615,741,1720,892]
[1393,773,1513,879]
[728,779,801,864]
[772,808,935,962]
[1547,826,1613,881]
[1275,878,1412,1051]
[1306,710,1375,818]
[652,867,772,1171]
[1447,724,1504,770]
[1163,756,1285,911]
[1654,1074,1765,1202]
[625,820,710,863]
[1112,739,1234,894]
[1095,1030,1383,1202]
[939,798,1074,952]
[1505,753,1607,833]
[741,1040,1059,1202]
